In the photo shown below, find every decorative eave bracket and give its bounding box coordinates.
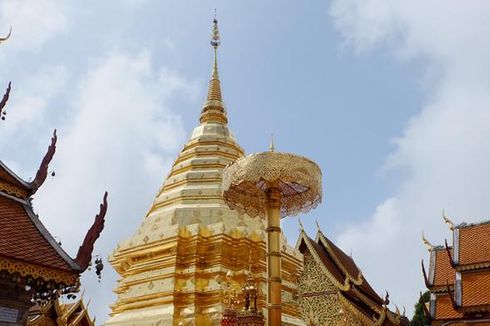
[74,191,108,271]
[446,280,461,311]
[421,259,432,288]
[445,239,456,269]
[420,291,432,322]
[29,129,57,194]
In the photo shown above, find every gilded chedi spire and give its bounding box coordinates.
[200,18,228,125]
[106,16,303,326]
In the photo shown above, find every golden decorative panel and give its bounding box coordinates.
[0,181,28,199]
[297,252,343,326]
[0,256,78,286]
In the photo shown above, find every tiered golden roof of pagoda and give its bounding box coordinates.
[106,18,304,325]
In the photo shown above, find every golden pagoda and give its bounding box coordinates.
[106,18,304,326]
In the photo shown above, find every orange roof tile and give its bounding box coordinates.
[0,194,76,272]
[433,248,455,287]
[459,223,490,266]
[435,293,463,320]
[462,270,490,307]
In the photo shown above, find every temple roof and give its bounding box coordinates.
[0,160,30,189]
[296,229,407,325]
[300,232,345,285]
[425,217,490,322]
[0,130,107,293]
[461,270,490,308]
[27,297,95,326]
[424,247,455,290]
[434,293,463,320]
[0,193,79,272]
[316,230,384,305]
[458,221,490,266]
[0,130,57,199]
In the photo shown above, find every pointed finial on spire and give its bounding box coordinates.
[315,219,321,232]
[200,14,227,125]
[269,133,275,152]
[442,209,455,231]
[210,12,220,49]
[210,13,221,81]
[298,218,304,232]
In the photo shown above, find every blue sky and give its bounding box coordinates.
[2,0,490,322]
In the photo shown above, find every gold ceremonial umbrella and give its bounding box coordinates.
[222,148,322,325]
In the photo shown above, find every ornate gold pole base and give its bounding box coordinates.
[266,188,282,326]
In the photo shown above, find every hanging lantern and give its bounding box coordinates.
[95,255,104,282]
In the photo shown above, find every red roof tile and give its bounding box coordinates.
[462,270,490,307]
[433,248,455,287]
[435,293,463,320]
[0,194,75,272]
[459,223,490,266]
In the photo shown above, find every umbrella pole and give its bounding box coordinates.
[266,187,282,325]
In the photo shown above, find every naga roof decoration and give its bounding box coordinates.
[1,28,11,120]
[423,217,490,323]
[29,129,57,194]
[0,81,11,119]
[0,130,108,302]
[0,130,58,198]
[296,229,408,325]
[75,191,108,271]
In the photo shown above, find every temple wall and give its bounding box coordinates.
[0,278,31,325]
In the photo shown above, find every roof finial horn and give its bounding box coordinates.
[298,218,304,232]
[442,208,455,231]
[422,231,435,251]
[315,219,321,232]
[0,26,12,44]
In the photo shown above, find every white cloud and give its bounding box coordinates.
[0,65,68,145]
[0,0,68,53]
[33,50,190,320]
[330,0,490,316]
